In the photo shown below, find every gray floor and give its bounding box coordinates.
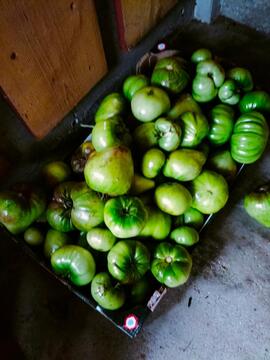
[1,149,270,360]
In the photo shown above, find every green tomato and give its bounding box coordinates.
[129,173,155,195]
[104,196,147,238]
[84,145,134,196]
[91,116,131,152]
[191,170,229,214]
[170,226,199,246]
[131,86,171,122]
[167,93,202,120]
[140,205,171,240]
[218,80,241,105]
[163,149,206,181]
[244,183,270,227]
[24,227,44,246]
[191,48,212,63]
[208,149,237,182]
[91,272,125,310]
[0,184,46,235]
[192,60,225,102]
[155,117,181,151]
[174,207,204,229]
[95,93,125,123]
[86,228,116,252]
[142,148,166,179]
[151,57,190,94]
[44,229,70,259]
[123,74,149,101]
[71,141,95,174]
[155,182,192,216]
[208,104,234,146]
[42,161,71,188]
[239,91,270,114]
[180,111,209,147]
[230,111,269,164]
[133,122,158,151]
[151,242,192,287]
[107,240,150,284]
[227,67,253,92]
[51,245,96,286]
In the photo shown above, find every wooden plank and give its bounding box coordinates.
[0,0,107,138]
[115,0,177,49]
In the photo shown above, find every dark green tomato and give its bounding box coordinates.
[107,240,150,284]
[239,91,270,114]
[142,148,166,179]
[208,149,237,182]
[140,205,171,240]
[104,196,147,238]
[163,149,206,182]
[230,111,269,164]
[0,184,46,235]
[151,57,190,94]
[84,146,134,196]
[174,207,204,230]
[51,245,96,286]
[179,111,209,147]
[123,74,149,101]
[170,226,199,246]
[133,122,158,151]
[129,173,155,195]
[151,242,192,288]
[129,275,152,305]
[191,48,212,64]
[42,161,71,188]
[155,182,192,216]
[71,141,95,174]
[155,118,181,152]
[218,80,241,105]
[167,93,202,121]
[191,170,229,214]
[131,86,171,122]
[44,229,70,259]
[91,116,131,152]
[208,104,234,146]
[86,228,116,252]
[244,183,270,227]
[91,272,125,310]
[95,93,125,123]
[24,227,44,246]
[192,60,225,102]
[227,67,253,92]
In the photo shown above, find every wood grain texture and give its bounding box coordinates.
[118,0,177,48]
[0,0,107,138]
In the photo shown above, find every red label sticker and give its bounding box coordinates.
[123,314,139,331]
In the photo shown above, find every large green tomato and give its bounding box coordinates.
[218,80,240,105]
[170,226,199,246]
[191,170,229,214]
[142,148,166,179]
[133,122,158,151]
[107,240,150,284]
[208,149,237,182]
[44,229,70,259]
[104,196,147,238]
[86,228,116,252]
[140,205,171,240]
[239,91,270,114]
[42,161,71,187]
[174,207,204,230]
[51,245,96,286]
[230,112,269,164]
[123,74,149,101]
[151,242,192,287]
[84,145,134,196]
[227,67,253,92]
[167,93,202,121]
[91,272,125,310]
[151,57,190,94]
[131,86,171,122]
[208,104,234,146]
[191,48,212,64]
[163,149,206,181]
[0,184,46,235]
[244,183,270,227]
[95,93,125,123]
[91,116,131,152]
[179,111,209,147]
[154,118,181,151]
[155,182,192,216]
